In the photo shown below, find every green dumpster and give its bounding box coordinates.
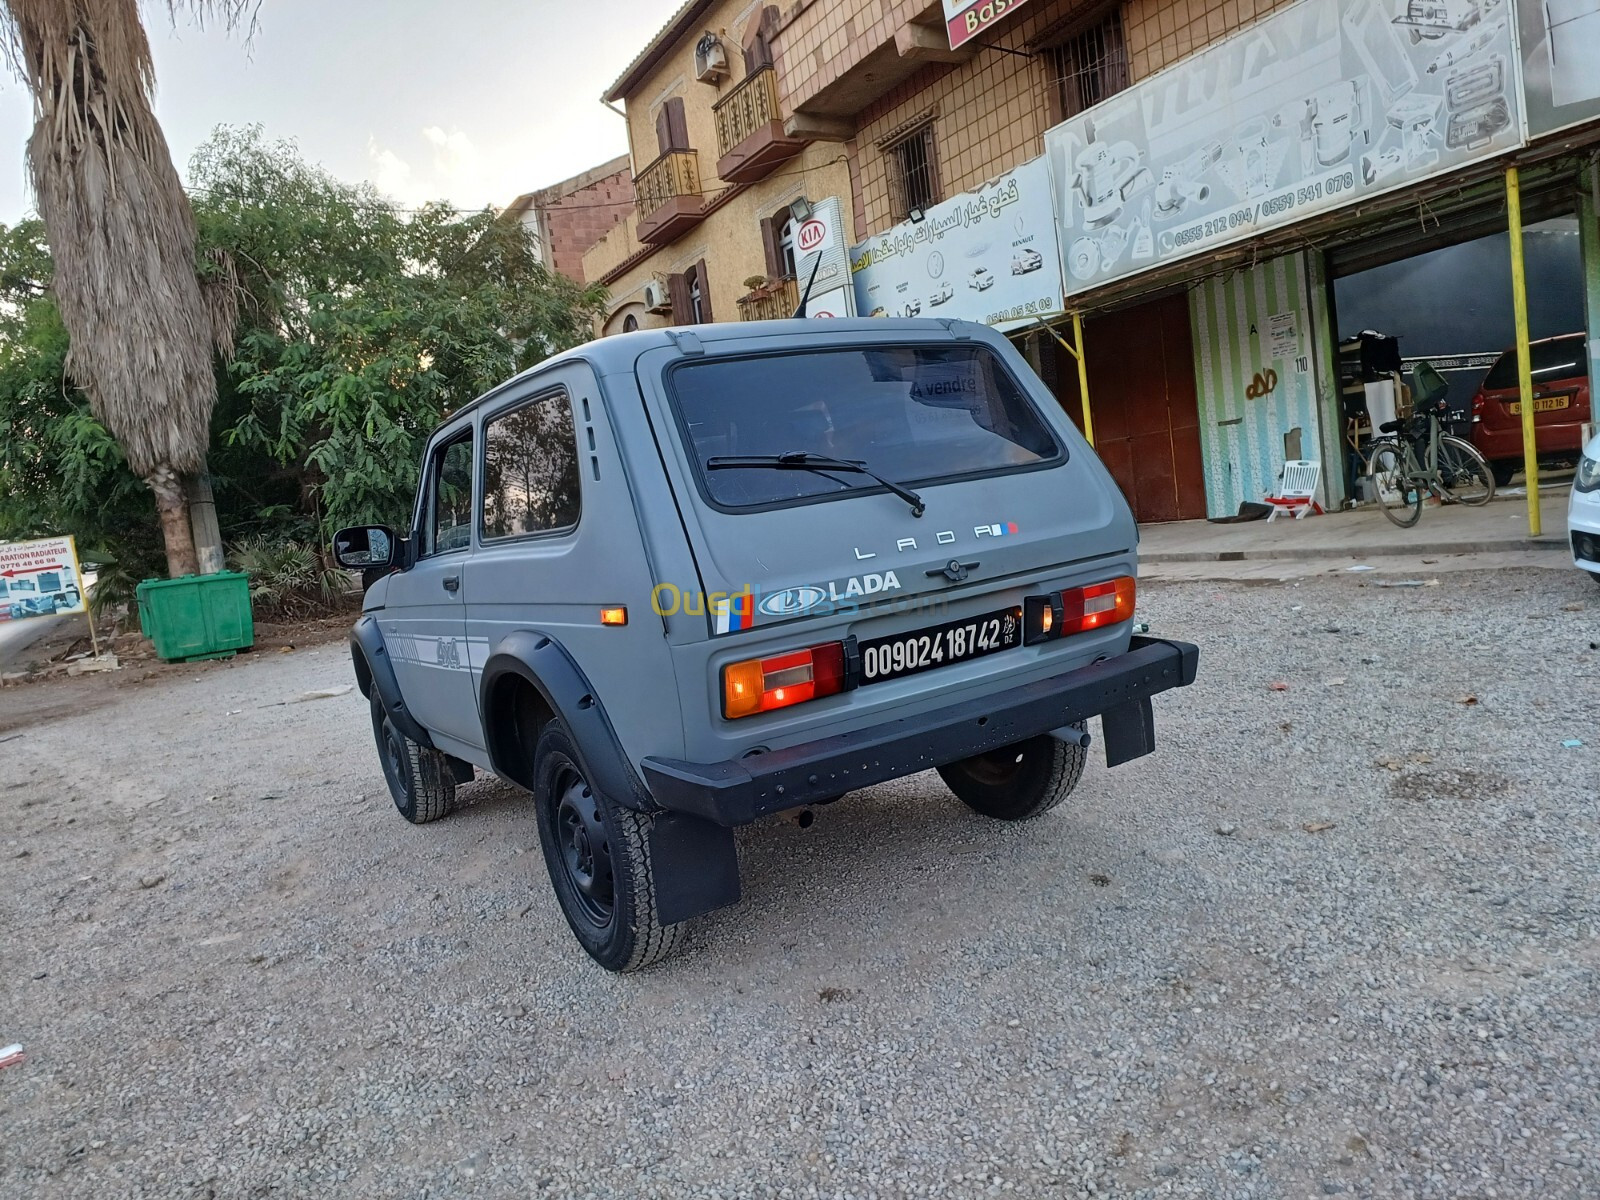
[135,572,254,662]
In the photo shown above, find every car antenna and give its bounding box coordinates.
[791,245,825,319]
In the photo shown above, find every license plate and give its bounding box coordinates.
[1509,396,1570,414]
[859,606,1022,685]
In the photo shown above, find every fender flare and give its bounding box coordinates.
[349,614,435,750]
[479,630,654,812]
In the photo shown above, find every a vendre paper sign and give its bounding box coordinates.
[0,536,87,622]
[943,0,1034,50]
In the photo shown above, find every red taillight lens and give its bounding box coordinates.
[1058,576,1136,636]
[722,641,846,719]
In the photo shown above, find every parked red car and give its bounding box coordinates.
[1470,334,1593,485]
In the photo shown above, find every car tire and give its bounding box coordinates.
[370,691,457,824]
[1490,461,1517,487]
[532,721,682,972]
[937,728,1087,821]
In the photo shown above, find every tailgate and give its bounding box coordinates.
[631,328,1133,642]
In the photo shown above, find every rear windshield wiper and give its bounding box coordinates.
[705,451,926,517]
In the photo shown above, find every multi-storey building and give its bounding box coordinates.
[581,0,858,332]
[589,0,1600,526]
[503,156,635,284]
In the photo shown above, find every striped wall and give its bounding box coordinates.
[1189,252,1331,518]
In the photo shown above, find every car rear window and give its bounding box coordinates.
[667,344,1061,509]
[1481,336,1586,391]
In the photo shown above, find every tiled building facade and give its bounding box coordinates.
[504,157,635,284]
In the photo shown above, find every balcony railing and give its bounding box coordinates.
[634,149,704,244]
[736,276,799,322]
[713,66,806,184]
[716,66,781,158]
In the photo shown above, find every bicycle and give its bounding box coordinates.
[1363,400,1495,528]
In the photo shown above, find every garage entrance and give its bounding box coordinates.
[1043,293,1208,523]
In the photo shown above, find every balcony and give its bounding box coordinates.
[735,275,799,321]
[714,67,807,183]
[634,149,704,245]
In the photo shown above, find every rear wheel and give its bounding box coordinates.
[1437,435,1495,506]
[1490,460,1517,488]
[1367,443,1422,528]
[937,729,1086,821]
[370,691,457,824]
[533,722,682,972]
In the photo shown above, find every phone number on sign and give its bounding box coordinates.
[1166,168,1357,253]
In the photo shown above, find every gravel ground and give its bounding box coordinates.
[1,568,1597,1199]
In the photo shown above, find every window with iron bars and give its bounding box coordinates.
[887,124,940,221]
[1050,9,1129,121]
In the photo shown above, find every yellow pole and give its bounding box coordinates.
[1072,310,1095,447]
[1505,166,1541,536]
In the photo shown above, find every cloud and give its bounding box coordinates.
[367,137,414,201]
[365,126,503,211]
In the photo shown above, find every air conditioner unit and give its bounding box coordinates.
[642,279,671,313]
[695,33,729,84]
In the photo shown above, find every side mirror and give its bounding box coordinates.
[332,525,396,570]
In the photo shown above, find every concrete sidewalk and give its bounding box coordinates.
[1139,487,1570,563]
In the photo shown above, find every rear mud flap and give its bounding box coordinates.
[649,812,741,925]
[1102,696,1155,767]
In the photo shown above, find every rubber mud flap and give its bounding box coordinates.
[1102,696,1156,767]
[648,812,741,924]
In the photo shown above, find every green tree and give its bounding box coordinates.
[192,126,607,536]
[0,126,609,606]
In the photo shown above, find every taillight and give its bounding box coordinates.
[1025,576,1136,643]
[722,641,846,719]
[1060,577,1136,634]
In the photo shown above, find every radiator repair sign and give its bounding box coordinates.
[942,0,1035,49]
[0,536,87,622]
[849,157,1065,333]
[1044,0,1522,295]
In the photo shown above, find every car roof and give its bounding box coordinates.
[445,317,988,423]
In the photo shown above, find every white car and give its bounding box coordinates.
[1011,248,1044,275]
[901,299,922,317]
[1569,430,1600,584]
[968,267,994,291]
[927,281,954,306]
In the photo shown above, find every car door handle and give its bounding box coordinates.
[442,575,460,592]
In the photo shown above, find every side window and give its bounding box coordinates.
[481,392,582,539]
[427,433,475,555]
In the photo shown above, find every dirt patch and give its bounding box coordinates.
[1388,767,1511,804]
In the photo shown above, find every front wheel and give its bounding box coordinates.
[937,729,1087,821]
[533,722,682,972]
[370,692,457,824]
[1367,442,1422,528]
[1437,435,1495,506]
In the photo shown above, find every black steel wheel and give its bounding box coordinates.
[937,729,1086,821]
[532,721,682,972]
[369,691,456,824]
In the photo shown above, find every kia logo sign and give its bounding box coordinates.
[797,218,827,253]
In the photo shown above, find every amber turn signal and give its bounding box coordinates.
[600,606,628,626]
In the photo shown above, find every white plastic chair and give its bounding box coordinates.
[1266,460,1321,521]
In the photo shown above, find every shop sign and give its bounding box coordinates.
[795,197,856,317]
[1515,0,1600,139]
[0,536,87,622]
[943,0,1035,50]
[1045,0,1522,295]
[849,157,1065,332]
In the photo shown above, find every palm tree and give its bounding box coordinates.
[0,1,249,577]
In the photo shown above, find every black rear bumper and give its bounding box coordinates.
[641,635,1199,826]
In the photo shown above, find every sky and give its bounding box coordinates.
[0,0,673,222]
